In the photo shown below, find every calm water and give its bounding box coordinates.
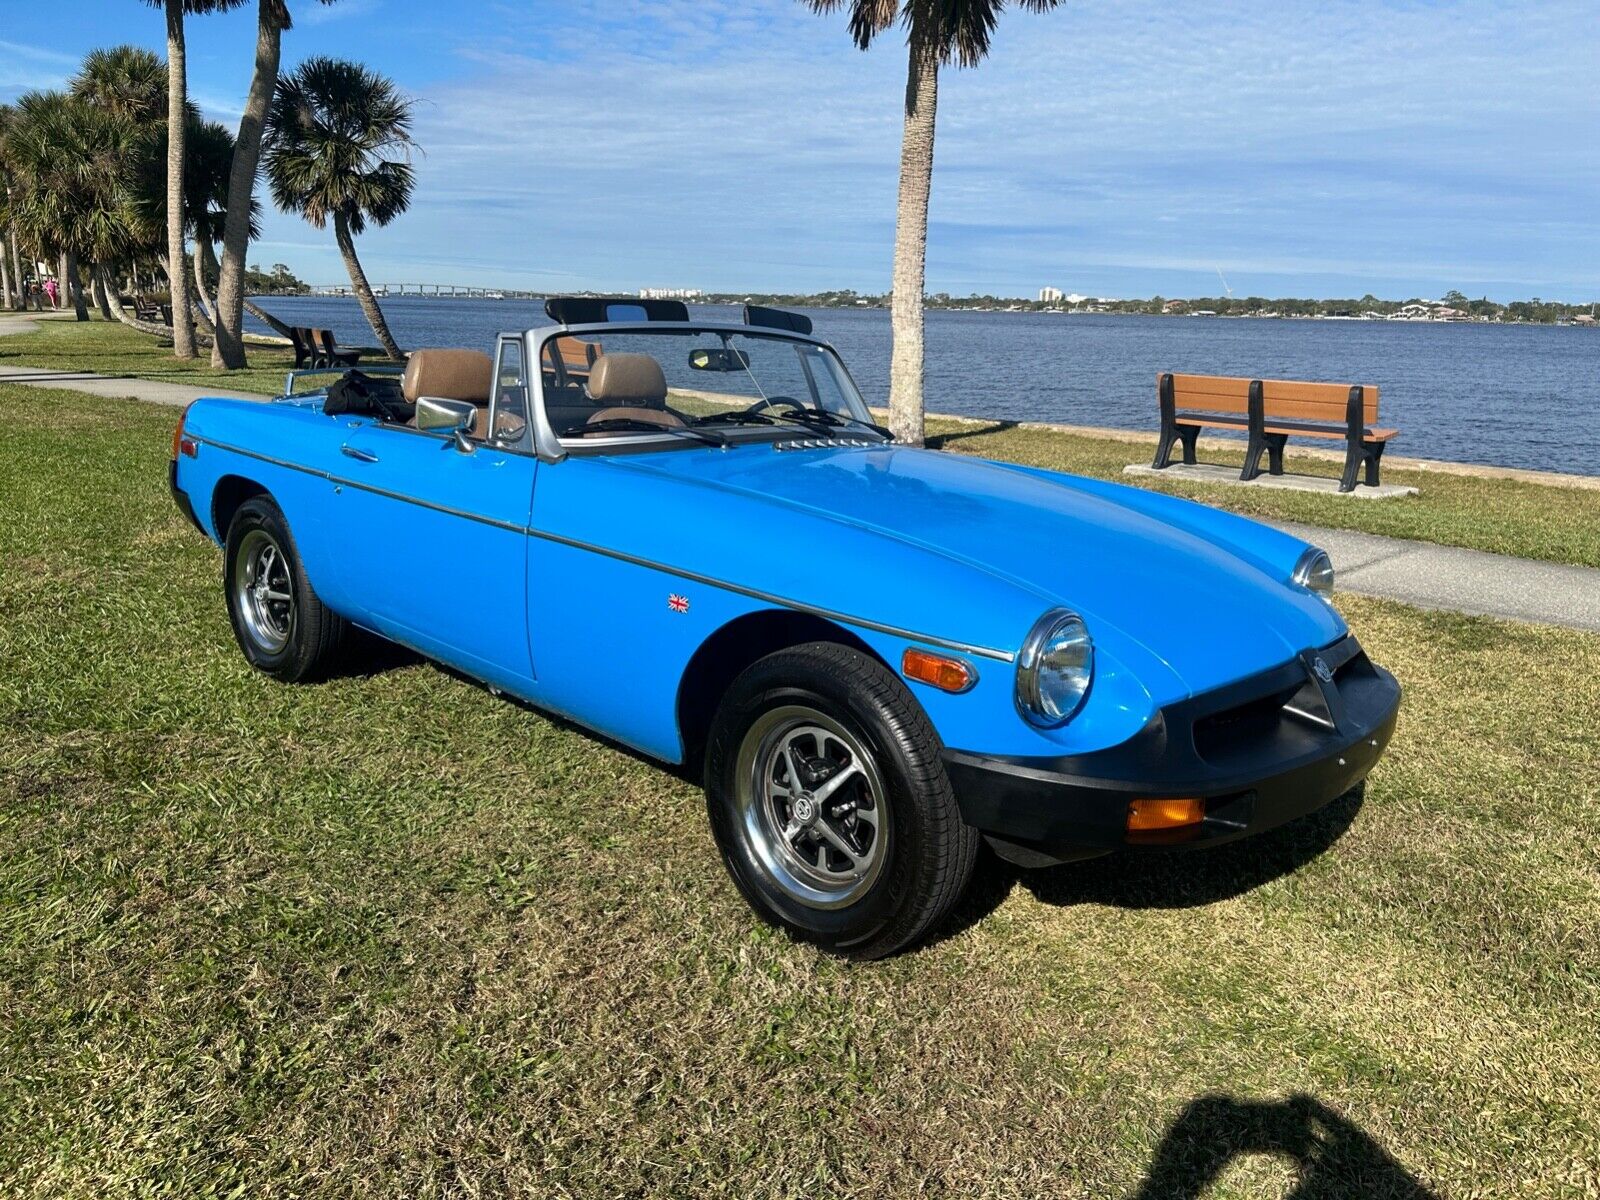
[248,297,1600,476]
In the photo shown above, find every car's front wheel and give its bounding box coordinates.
[224,496,347,682]
[704,642,978,959]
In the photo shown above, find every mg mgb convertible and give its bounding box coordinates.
[169,298,1400,958]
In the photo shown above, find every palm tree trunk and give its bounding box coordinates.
[244,296,297,339]
[888,21,940,446]
[163,0,198,358]
[211,0,287,369]
[103,265,192,339]
[334,209,403,360]
[193,239,218,324]
[12,227,30,311]
[63,251,89,321]
[0,235,12,309]
[90,263,113,320]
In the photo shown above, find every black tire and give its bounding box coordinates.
[704,641,979,959]
[223,496,348,682]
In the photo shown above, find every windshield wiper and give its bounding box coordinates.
[576,417,727,448]
[692,409,778,427]
[766,406,892,440]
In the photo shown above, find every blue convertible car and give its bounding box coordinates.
[170,298,1400,957]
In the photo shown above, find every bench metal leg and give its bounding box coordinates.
[1152,425,1177,470]
[1339,440,1363,492]
[1242,431,1268,482]
[1265,433,1288,476]
[1177,425,1200,464]
[1364,440,1387,487]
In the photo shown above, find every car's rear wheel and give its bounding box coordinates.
[704,641,978,959]
[224,497,347,682]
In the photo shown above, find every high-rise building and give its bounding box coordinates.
[1039,287,1064,303]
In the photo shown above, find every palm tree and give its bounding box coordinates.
[804,0,1062,444]
[139,2,248,357]
[2,91,142,322]
[263,56,414,360]
[211,0,336,369]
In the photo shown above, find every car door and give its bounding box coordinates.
[332,337,536,690]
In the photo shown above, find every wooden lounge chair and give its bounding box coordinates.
[288,326,317,369]
[313,328,362,369]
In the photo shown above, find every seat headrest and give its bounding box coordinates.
[587,353,667,406]
[402,349,492,405]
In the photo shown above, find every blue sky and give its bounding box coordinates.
[4,0,1597,300]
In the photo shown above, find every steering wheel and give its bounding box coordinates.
[744,395,805,414]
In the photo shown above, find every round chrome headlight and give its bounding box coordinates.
[1016,609,1094,727]
[1292,547,1336,596]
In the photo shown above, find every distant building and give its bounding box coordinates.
[1038,286,1063,303]
[639,287,703,300]
[1162,299,1188,314]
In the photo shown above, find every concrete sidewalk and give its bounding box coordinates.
[0,313,265,406]
[1271,522,1600,633]
[2,313,1598,634]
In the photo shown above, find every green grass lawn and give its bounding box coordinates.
[0,312,393,398]
[1,384,1596,1196]
[6,315,1600,569]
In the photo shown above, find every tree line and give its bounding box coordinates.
[0,0,414,367]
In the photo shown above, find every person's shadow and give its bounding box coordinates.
[1131,1093,1439,1198]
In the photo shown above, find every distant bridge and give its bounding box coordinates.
[304,284,543,300]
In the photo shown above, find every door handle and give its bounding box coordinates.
[340,444,379,463]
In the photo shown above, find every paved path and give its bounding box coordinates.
[1272,522,1600,633]
[0,314,264,406]
[2,313,1598,633]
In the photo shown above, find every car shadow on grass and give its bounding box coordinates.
[940,785,1366,940]
[1130,1092,1439,1199]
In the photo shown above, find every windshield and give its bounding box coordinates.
[537,328,878,446]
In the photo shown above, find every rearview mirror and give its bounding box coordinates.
[415,395,478,451]
[688,347,751,373]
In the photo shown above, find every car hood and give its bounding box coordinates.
[629,443,1344,696]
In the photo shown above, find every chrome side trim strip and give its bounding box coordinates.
[194,436,526,534]
[525,527,1016,663]
[194,436,1017,663]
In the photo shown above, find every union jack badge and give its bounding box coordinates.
[668,593,690,613]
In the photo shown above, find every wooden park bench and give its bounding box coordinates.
[1152,372,1397,492]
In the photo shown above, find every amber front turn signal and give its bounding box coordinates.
[902,648,977,694]
[1127,797,1205,832]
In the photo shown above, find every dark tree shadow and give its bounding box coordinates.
[924,419,1019,448]
[935,786,1366,944]
[1131,1093,1439,1199]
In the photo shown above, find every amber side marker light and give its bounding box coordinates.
[171,404,198,458]
[1127,797,1205,832]
[901,648,977,694]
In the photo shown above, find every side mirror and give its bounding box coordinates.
[689,347,751,373]
[415,395,478,451]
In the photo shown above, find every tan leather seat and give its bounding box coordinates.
[585,352,683,428]
[404,348,493,437]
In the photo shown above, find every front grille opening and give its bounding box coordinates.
[1193,684,1298,761]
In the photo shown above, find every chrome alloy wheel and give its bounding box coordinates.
[733,704,889,909]
[233,529,294,654]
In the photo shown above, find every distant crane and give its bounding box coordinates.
[1216,268,1234,300]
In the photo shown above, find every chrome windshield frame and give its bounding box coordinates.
[523,321,871,463]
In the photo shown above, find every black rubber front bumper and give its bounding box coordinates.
[944,635,1400,865]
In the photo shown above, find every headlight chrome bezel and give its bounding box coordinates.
[1015,608,1094,728]
[1292,547,1336,596]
